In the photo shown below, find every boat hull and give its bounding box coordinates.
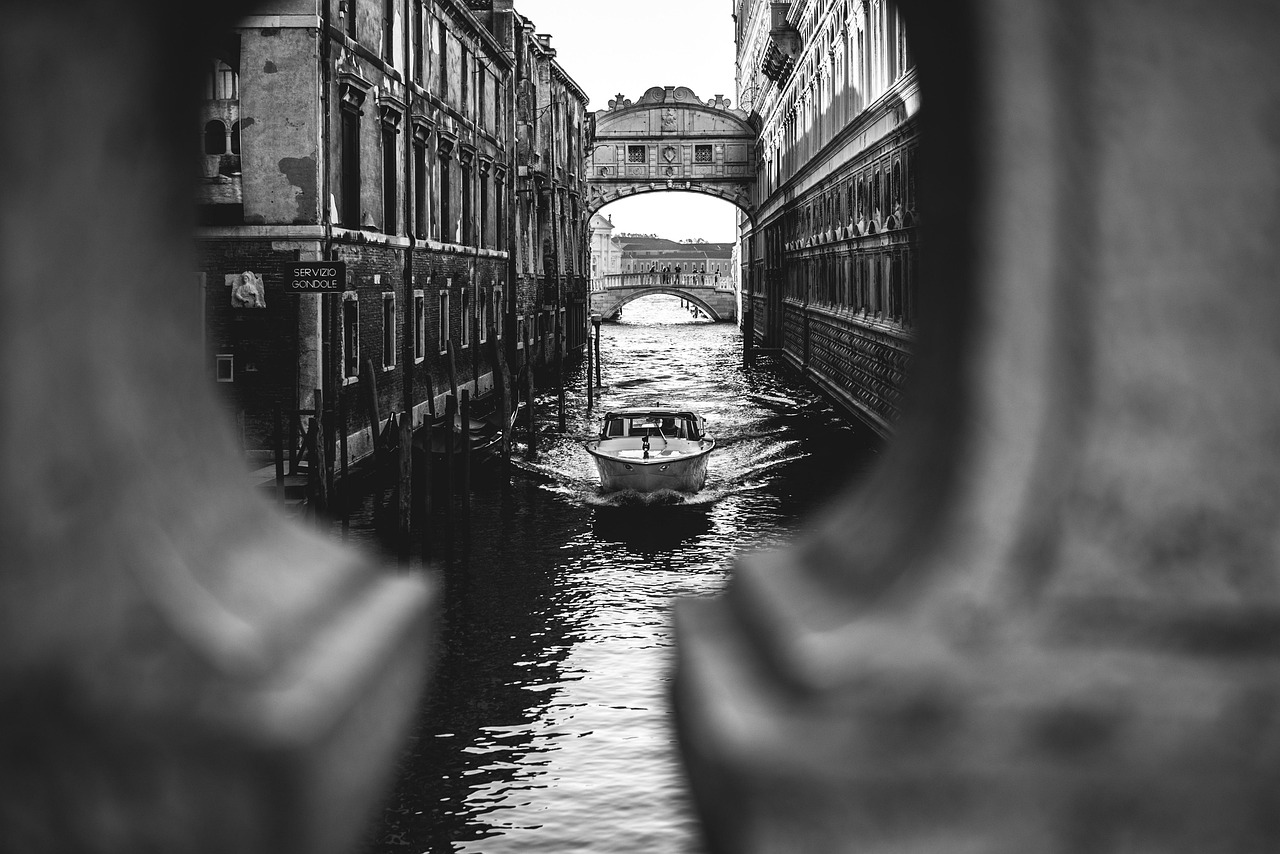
[585,441,713,493]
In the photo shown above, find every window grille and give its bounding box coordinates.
[695,145,713,163]
[627,145,646,163]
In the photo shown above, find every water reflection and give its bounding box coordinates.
[357,296,883,854]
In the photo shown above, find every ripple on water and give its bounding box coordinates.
[359,296,884,854]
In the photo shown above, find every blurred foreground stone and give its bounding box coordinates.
[675,0,1280,851]
[0,3,436,853]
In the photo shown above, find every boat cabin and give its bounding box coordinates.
[600,411,703,441]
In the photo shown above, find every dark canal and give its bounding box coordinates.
[349,296,884,853]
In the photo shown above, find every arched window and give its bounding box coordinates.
[230,121,241,155]
[204,120,227,155]
[206,59,238,101]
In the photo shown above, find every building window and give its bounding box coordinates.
[480,173,489,248]
[495,179,504,250]
[341,109,361,228]
[479,287,489,343]
[206,59,238,100]
[461,162,472,245]
[413,290,425,361]
[382,0,394,63]
[437,21,448,98]
[438,288,450,354]
[478,70,487,132]
[215,354,234,382]
[461,287,471,348]
[413,1,424,86]
[493,288,503,338]
[695,145,713,163]
[342,295,360,379]
[496,82,504,137]
[516,314,525,349]
[414,139,427,240]
[439,154,451,241]
[382,125,397,234]
[382,293,396,368]
[627,145,646,164]
[460,46,469,113]
[344,0,356,39]
[230,121,241,155]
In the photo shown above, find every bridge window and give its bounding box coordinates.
[627,145,646,164]
[695,145,713,163]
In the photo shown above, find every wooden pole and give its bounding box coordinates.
[525,355,536,458]
[273,405,285,505]
[421,371,434,560]
[361,358,384,470]
[446,338,458,402]
[313,388,328,523]
[397,411,412,565]
[444,393,456,522]
[556,309,566,432]
[338,392,349,536]
[594,318,602,388]
[459,388,471,520]
[586,326,593,411]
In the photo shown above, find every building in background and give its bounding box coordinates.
[735,0,919,436]
[588,213,623,287]
[196,0,589,462]
[616,235,735,280]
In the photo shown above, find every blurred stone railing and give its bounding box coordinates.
[673,0,1280,852]
[0,6,436,854]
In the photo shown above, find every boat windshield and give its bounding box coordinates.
[600,413,701,440]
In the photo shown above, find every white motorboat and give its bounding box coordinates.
[585,406,714,493]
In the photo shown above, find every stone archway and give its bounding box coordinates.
[585,86,758,216]
[591,284,734,323]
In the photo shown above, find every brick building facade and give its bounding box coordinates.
[196,0,590,460]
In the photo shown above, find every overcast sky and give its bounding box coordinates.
[513,0,742,243]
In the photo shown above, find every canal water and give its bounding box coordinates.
[351,295,884,854]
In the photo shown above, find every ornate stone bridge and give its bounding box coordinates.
[590,273,738,322]
[585,86,757,216]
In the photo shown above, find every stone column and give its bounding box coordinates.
[674,0,1280,852]
[0,5,437,853]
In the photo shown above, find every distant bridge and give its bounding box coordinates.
[589,273,738,322]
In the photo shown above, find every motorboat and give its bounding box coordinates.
[585,406,714,493]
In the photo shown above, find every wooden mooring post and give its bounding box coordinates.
[338,393,349,536]
[309,388,328,526]
[273,404,285,505]
[525,358,536,458]
[360,359,385,469]
[444,393,457,530]
[594,318,602,388]
[459,388,471,520]
[397,410,413,565]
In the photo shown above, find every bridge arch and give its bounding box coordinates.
[586,86,758,217]
[590,281,736,323]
